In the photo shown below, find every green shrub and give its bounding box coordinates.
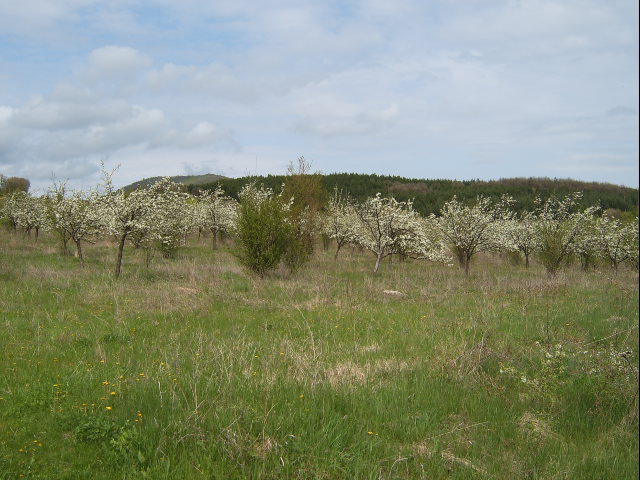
[234,185,293,277]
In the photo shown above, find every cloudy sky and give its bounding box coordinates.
[0,0,638,191]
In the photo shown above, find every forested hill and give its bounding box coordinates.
[126,173,227,191]
[192,174,639,216]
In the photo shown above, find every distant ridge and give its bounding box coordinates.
[195,173,639,215]
[125,172,638,215]
[125,173,228,191]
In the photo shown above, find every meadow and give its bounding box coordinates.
[0,231,638,479]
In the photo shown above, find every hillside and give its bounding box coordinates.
[124,173,228,191]
[191,173,639,216]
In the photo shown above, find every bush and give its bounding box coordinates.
[234,185,293,277]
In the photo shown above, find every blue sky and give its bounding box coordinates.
[0,0,638,191]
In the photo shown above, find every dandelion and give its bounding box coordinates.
[299,394,304,399]
[110,391,117,396]
[102,381,110,386]
[105,406,113,411]
[139,373,145,377]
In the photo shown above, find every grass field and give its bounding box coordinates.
[0,232,638,479]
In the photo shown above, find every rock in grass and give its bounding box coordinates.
[383,289,407,298]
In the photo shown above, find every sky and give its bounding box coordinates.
[0,0,638,192]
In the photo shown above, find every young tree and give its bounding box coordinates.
[15,194,47,240]
[533,192,598,276]
[573,215,600,271]
[594,215,637,272]
[100,169,156,278]
[145,179,193,259]
[323,188,359,261]
[623,217,639,271]
[353,194,447,273]
[195,186,238,248]
[46,182,102,266]
[281,157,326,273]
[1,191,26,232]
[504,211,538,268]
[434,195,515,276]
[234,183,293,277]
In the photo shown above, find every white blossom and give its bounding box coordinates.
[433,195,515,275]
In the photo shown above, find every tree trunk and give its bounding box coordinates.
[114,233,127,278]
[61,233,70,256]
[524,252,530,269]
[145,247,152,269]
[464,255,471,277]
[75,239,85,267]
[35,227,39,242]
[211,230,218,249]
[373,252,383,274]
[334,242,343,261]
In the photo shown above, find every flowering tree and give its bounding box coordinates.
[434,195,515,276]
[16,194,47,240]
[194,187,238,248]
[353,194,448,273]
[323,188,359,261]
[624,217,639,270]
[100,171,157,277]
[533,192,598,276]
[594,215,637,272]
[1,191,25,232]
[573,215,601,271]
[143,179,193,258]
[46,182,102,266]
[503,211,538,268]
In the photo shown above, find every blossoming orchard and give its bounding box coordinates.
[1,170,638,278]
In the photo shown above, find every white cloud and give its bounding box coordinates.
[294,98,399,137]
[0,0,637,189]
[82,46,152,83]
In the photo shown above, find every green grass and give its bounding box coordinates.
[0,232,638,479]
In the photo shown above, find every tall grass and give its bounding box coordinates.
[0,231,637,479]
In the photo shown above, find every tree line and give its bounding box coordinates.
[2,163,638,279]
[191,173,639,217]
